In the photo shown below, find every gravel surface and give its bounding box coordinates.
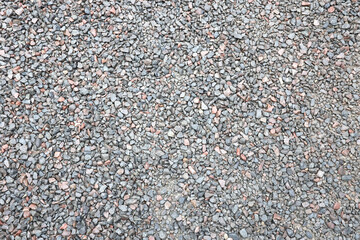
[1,0,360,239]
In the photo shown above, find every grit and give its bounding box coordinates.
[0,0,359,239]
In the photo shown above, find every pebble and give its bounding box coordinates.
[317,170,325,178]
[14,8,23,15]
[228,233,240,240]
[168,130,175,137]
[201,102,208,110]
[334,202,341,210]
[305,231,313,239]
[159,231,167,239]
[342,175,352,181]
[240,229,248,238]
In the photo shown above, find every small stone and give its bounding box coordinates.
[334,202,341,210]
[286,229,294,237]
[5,9,13,16]
[342,23,350,29]
[6,176,14,183]
[99,185,107,193]
[240,229,248,238]
[301,1,310,6]
[164,201,171,209]
[156,150,165,156]
[201,102,208,110]
[11,89,19,98]
[273,213,281,220]
[114,101,121,108]
[109,93,116,102]
[327,222,335,229]
[168,130,175,137]
[204,4,211,11]
[90,28,97,37]
[20,145,27,153]
[15,8,24,15]
[212,106,217,114]
[218,179,226,188]
[317,170,324,178]
[143,59,152,65]
[224,88,232,97]
[336,53,345,59]
[59,182,69,190]
[23,210,31,218]
[109,6,116,14]
[188,166,196,174]
[159,231,167,239]
[338,166,345,175]
[342,175,352,181]
[322,58,329,65]
[305,231,313,239]
[228,233,240,240]
[256,109,262,118]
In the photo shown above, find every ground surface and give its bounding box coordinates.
[1,0,360,239]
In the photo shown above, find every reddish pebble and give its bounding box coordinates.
[60,223,68,230]
[328,6,335,13]
[90,28,97,37]
[211,106,217,114]
[334,202,341,210]
[188,165,196,174]
[110,6,116,14]
[273,213,281,220]
[327,222,335,229]
[23,210,31,218]
[144,162,150,170]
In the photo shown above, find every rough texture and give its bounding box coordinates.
[0,0,359,239]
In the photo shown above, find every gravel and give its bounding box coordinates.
[0,0,360,239]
